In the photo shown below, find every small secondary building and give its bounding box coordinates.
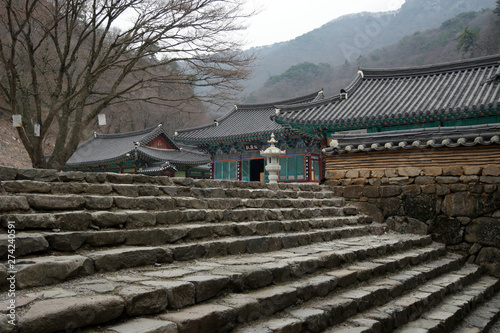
[274,55,500,174]
[64,124,211,177]
[174,93,325,182]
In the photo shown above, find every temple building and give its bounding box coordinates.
[274,55,500,173]
[64,124,211,177]
[174,93,325,182]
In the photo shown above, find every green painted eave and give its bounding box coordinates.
[276,107,500,137]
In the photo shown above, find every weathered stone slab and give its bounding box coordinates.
[0,196,29,211]
[442,192,479,217]
[50,182,89,194]
[15,255,94,288]
[25,287,77,299]
[85,195,114,210]
[429,216,464,245]
[26,194,86,210]
[0,314,16,333]
[86,183,113,194]
[219,294,262,323]
[114,196,159,210]
[2,180,51,193]
[475,247,500,277]
[91,211,128,228]
[483,165,500,176]
[86,230,126,246]
[386,216,429,235]
[88,247,172,272]
[288,308,328,332]
[180,275,230,302]
[465,217,500,247]
[44,232,86,251]
[0,166,18,181]
[55,212,92,230]
[77,279,119,294]
[17,168,59,181]
[108,318,177,333]
[0,233,48,257]
[119,286,168,316]
[252,286,298,315]
[125,229,171,246]
[171,243,206,261]
[0,296,36,313]
[18,296,124,333]
[159,303,237,333]
[142,280,195,309]
[107,173,134,184]
[143,268,193,279]
[58,171,86,182]
[266,317,303,332]
[113,184,139,196]
[125,211,157,228]
[326,269,357,288]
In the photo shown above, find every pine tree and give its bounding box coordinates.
[494,0,500,16]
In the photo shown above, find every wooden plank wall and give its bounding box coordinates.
[325,145,500,171]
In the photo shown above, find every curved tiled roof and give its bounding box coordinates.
[137,146,209,166]
[66,124,210,166]
[276,55,500,129]
[323,124,500,155]
[175,91,323,144]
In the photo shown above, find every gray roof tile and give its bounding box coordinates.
[66,125,210,166]
[323,123,500,155]
[277,55,500,127]
[175,92,323,144]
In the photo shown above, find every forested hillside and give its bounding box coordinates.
[242,0,497,101]
[245,8,500,103]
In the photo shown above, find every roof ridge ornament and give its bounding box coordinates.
[330,139,339,148]
[340,89,348,100]
[357,70,364,79]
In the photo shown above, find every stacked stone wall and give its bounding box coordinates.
[325,164,500,277]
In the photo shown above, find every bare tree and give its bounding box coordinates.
[0,0,254,169]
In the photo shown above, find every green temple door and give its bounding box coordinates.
[242,160,250,182]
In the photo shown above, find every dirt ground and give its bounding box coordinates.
[0,116,33,169]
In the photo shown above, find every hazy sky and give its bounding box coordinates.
[244,0,406,48]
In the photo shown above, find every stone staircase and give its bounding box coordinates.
[0,167,498,333]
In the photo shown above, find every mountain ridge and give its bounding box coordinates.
[244,8,500,104]
[241,0,497,99]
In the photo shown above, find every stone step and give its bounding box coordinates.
[452,292,500,333]
[7,224,388,289]
[236,261,479,333]
[0,193,344,214]
[0,167,330,192]
[1,205,362,231]
[104,247,457,333]
[9,233,436,333]
[393,276,500,333]
[0,216,370,258]
[1,179,337,200]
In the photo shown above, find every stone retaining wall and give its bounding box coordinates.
[325,164,500,277]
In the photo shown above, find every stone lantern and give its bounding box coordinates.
[260,133,285,183]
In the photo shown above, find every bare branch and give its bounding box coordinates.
[0,0,255,169]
